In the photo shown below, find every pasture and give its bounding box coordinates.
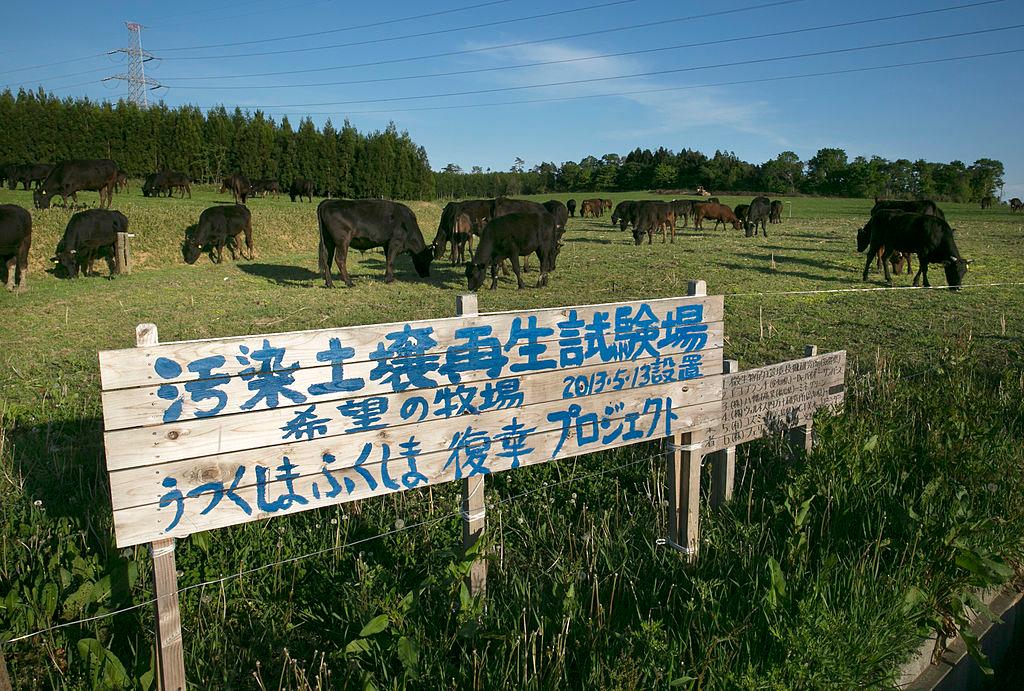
[1,186,1023,688]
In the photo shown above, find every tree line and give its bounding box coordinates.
[0,89,434,200]
[436,147,1005,203]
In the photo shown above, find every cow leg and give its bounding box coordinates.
[337,242,354,288]
[321,237,336,288]
[15,254,27,292]
[535,249,549,288]
[489,261,499,290]
[227,237,239,261]
[863,245,882,281]
[761,221,767,238]
[509,253,525,289]
[880,248,896,284]
[522,255,529,272]
[104,253,116,276]
[912,255,926,287]
[4,257,15,291]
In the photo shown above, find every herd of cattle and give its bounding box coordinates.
[0,157,981,293]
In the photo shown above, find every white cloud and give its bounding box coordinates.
[457,40,788,145]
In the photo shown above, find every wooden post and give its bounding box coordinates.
[788,345,817,456]
[456,295,487,596]
[709,359,739,509]
[665,280,706,561]
[137,324,186,691]
[0,648,12,691]
[115,232,134,275]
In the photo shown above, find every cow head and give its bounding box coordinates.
[411,246,432,278]
[732,219,743,231]
[33,189,51,209]
[53,248,79,278]
[465,261,487,291]
[944,257,969,289]
[856,225,870,253]
[181,239,203,265]
[744,221,754,238]
[632,226,645,246]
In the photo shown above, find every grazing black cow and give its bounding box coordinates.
[432,199,494,262]
[631,201,676,245]
[980,196,993,209]
[669,199,693,228]
[744,196,772,237]
[871,199,945,220]
[542,200,569,240]
[220,174,251,204]
[733,204,750,224]
[465,211,558,290]
[566,199,577,217]
[289,177,314,203]
[1009,197,1022,213]
[158,171,191,198]
[694,202,742,231]
[183,205,255,265]
[769,200,783,224]
[115,171,129,194]
[53,209,128,278]
[612,200,637,231]
[0,163,14,188]
[0,204,32,291]
[8,163,52,191]
[707,197,720,205]
[252,179,280,197]
[34,160,117,210]
[142,172,163,197]
[319,199,432,287]
[857,210,968,289]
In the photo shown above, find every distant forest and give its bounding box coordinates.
[0,89,435,200]
[0,89,1004,203]
[436,149,1005,203]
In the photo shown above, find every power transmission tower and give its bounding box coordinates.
[104,22,162,108]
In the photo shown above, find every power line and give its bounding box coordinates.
[151,0,516,50]
[162,0,647,60]
[156,1,1008,91]
[0,53,109,78]
[242,48,1024,116]
[2,65,118,92]
[152,0,807,80]
[185,24,1024,109]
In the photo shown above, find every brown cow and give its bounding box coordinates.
[694,202,742,231]
[581,198,603,218]
[631,201,676,245]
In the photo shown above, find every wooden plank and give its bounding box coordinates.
[0,649,12,691]
[135,325,186,691]
[103,345,724,470]
[787,345,818,455]
[107,373,724,511]
[111,398,722,546]
[98,295,723,390]
[704,350,846,453]
[665,279,706,561]
[709,359,739,509]
[99,327,725,431]
[456,294,487,598]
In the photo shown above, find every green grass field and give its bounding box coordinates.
[1,186,1023,689]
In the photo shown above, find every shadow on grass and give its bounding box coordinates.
[237,263,319,285]
[718,262,852,283]
[734,252,853,273]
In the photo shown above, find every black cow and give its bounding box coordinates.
[734,204,750,224]
[35,160,117,210]
[142,172,163,197]
[318,199,432,287]
[1009,198,1022,213]
[871,199,945,220]
[159,171,192,198]
[53,209,128,278]
[631,201,676,245]
[769,200,783,224]
[465,211,558,290]
[0,204,32,291]
[289,177,314,203]
[0,163,13,188]
[744,196,771,237]
[253,179,280,197]
[857,210,968,289]
[980,196,994,209]
[669,200,693,228]
[612,200,637,231]
[566,199,577,217]
[221,174,251,204]
[542,200,569,240]
[8,163,52,191]
[183,205,255,265]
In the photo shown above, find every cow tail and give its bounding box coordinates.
[317,202,328,277]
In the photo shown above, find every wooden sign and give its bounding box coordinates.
[100,295,725,547]
[703,350,846,453]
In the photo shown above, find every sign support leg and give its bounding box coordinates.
[788,345,818,455]
[136,324,186,690]
[665,280,707,561]
[456,295,487,596]
[709,359,739,508]
[0,648,12,691]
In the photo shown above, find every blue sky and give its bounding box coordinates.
[3,0,1023,198]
